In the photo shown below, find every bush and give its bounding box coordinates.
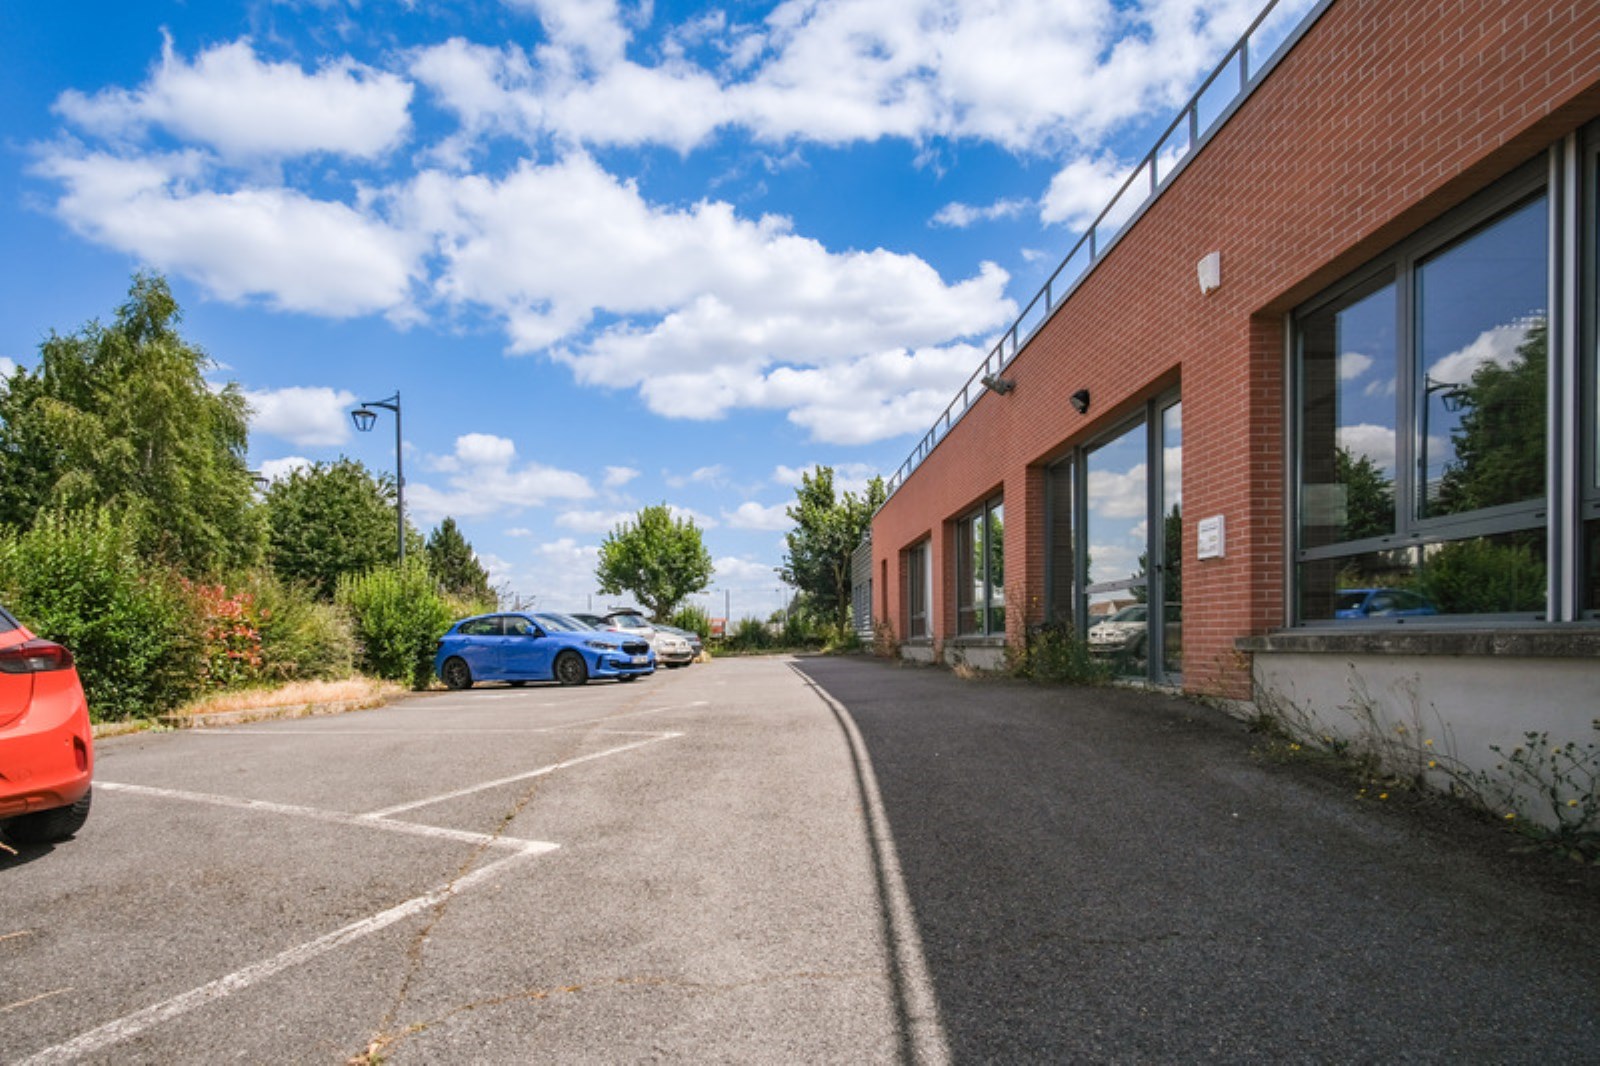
[0,508,201,720]
[242,571,356,683]
[1008,623,1111,686]
[182,579,266,691]
[336,561,454,689]
[724,617,774,652]
[668,604,711,640]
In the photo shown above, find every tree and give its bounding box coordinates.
[780,466,886,635]
[595,504,713,621]
[263,459,411,599]
[1436,322,1546,516]
[1335,446,1395,542]
[0,272,264,573]
[426,517,493,603]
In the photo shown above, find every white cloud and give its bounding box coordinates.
[55,36,412,163]
[1039,151,1135,231]
[0,357,16,378]
[408,433,593,522]
[257,456,312,482]
[602,465,639,488]
[666,464,729,488]
[713,555,779,584]
[1427,320,1540,386]
[1339,352,1373,381]
[37,151,419,317]
[773,461,880,496]
[1087,462,1147,519]
[555,509,635,533]
[527,536,603,609]
[931,197,1032,229]
[724,500,791,531]
[245,385,357,447]
[1337,423,1397,474]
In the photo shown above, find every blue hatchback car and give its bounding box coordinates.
[435,611,654,688]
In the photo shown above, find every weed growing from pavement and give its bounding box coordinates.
[1005,623,1113,686]
[1250,673,1600,864]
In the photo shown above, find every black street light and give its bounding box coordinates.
[351,391,405,563]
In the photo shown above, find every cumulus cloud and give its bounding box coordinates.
[408,432,593,522]
[257,456,312,482]
[37,151,419,317]
[1427,320,1541,386]
[555,508,635,533]
[1337,423,1397,474]
[724,500,791,531]
[931,197,1032,229]
[31,0,1317,442]
[55,36,412,162]
[602,465,639,488]
[713,555,779,584]
[244,385,358,447]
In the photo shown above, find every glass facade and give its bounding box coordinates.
[956,497,1004,636]
[1295,163,1556,623]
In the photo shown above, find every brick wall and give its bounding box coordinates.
[872,0,1600,699]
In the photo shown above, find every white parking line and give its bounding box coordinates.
[96,782,555,853]
[363,732,682,818]
[16,849,544,1066]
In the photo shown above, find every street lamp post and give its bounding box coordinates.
[351,391,405,563]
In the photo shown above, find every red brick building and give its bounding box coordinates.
[871,0,1600,747]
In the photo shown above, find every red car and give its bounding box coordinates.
[1,605,93,845]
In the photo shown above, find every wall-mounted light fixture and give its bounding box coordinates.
[1197,251,1222,295]
[1070,388,1091,415]
[980,374,1016,396]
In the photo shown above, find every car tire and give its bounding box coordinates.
[7,787,92,845]
[554,651,588,687]
[441,657,474,690]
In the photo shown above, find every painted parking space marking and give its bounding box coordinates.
[16,849,543,1066]
[363,732,682,818]
[95,782,555,852]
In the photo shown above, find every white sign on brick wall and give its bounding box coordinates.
[1197,515,1225,560]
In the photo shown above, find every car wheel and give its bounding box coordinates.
[442,657,474,690]
[7,787,92,845]
[554,651,588,687]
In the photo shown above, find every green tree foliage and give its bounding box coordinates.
[0,508,200,720]
[336,560,454,690]
[264,459,407,599]
[1335,447,1395,542]
[1412,534,1546,614]
[426,516,493,604]
[595,504,714,621]
[0,272,264,574]
[1437,322,1547,515]
[780,467,886,635]
[239,570,357,683]
[667,603,712,640]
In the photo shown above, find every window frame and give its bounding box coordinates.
[954,495,1004,637]
[1290,153,1567,625]
[904,539,931,640]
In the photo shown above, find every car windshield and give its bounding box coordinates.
[533,612,587,632]
[609,613,650,628]
[1334,591,1370,611]
[1104,605,1147,623]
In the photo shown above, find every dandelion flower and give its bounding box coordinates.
[1379,793,1389,800]
[1503,813,1517,821]
[1428,760,1437,769]
[1569,800,1580,808]
[1424,739,1434,748]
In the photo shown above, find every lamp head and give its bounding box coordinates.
[1070,389,1091,415]
[351,407,378,432]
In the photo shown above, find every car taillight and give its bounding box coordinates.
[0,639,75,673]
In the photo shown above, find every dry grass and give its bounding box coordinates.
[171,677,402,721]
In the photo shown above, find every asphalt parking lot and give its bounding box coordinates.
[3,655,1598,1064]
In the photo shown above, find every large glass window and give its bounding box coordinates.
[955,497,1004,636]
[1295,169,1552,623]
[905,540,930,639]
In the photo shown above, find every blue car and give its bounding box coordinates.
[1333,588,1438,619]
[435,611,654,689]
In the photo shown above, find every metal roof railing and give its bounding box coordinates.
[879,0,1331,505]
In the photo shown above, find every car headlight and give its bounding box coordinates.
[584,640,615,651]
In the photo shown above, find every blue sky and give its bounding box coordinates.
[0,0,1309,621]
